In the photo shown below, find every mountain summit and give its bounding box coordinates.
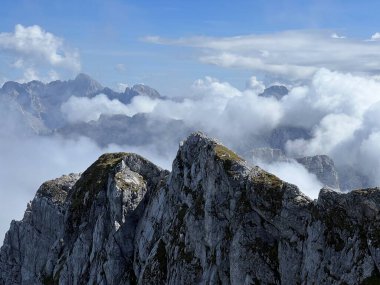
[1,133,380,284]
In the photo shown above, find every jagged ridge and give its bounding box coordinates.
[1,132,380,284]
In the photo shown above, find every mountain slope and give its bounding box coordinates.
[0,74,163,132]
[1,133,380,284]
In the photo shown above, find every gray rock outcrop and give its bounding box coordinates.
[249,147,291,164]
[1,133,380,284]
[296,155,340,189]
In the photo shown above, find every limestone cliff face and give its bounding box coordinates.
[296,155,340,189]
[1,133,380,284]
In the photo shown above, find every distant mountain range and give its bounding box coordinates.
[0,74,372,191]
[0,73,163,133]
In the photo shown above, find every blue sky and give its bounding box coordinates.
[1,0,380,95]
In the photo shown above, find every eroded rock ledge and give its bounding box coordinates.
[1,132,380,285]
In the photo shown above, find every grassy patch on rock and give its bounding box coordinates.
[214,144,243,171]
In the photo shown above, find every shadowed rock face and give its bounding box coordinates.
[1,133,380,285]
[259,85,289,100]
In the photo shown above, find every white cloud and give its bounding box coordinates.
[0,24,80,70]
[144,30,380,78]
[19,67,40,82]
[148,76,283,147]
[0,24,80,82]
[246,76,265,93]
[370,32,380,41]
[117,82,129,92]
[286,113,362,157]
[61,94,158,123]
[259,160,323,199]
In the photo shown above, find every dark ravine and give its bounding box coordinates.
[1,132,380,284]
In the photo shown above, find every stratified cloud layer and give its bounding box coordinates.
[144,30,380,79]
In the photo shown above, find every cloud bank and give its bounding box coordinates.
[61,94,159,123]
[144,30,380,79]
[56,67,380,188]
[57,68,380,196]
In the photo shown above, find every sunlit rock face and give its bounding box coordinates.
[1,132,380,285]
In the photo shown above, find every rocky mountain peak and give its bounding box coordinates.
[1,81,25,96]
[259,85,289,100]
[74,73,100,84]
[1,133,380,284]
[129,84,162,99]
[296,155,340,189]
[36,173,80,205]
[71,73,103,95]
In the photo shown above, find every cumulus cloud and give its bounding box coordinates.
[61,94,158,123]
[146,76,283,148]
[0,24,80,82]
[370,32,380,41]
[283,69,380,162]
[0,24,80,70]
[279,69,380,189]
[144,30,380,78]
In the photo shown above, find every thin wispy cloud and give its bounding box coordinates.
[143,30,380,79]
